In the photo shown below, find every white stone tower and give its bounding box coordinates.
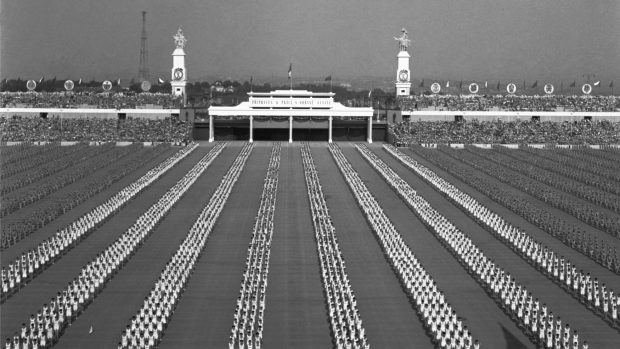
[394,28,411,97]
[171,28,187,104]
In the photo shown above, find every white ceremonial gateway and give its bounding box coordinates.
[394,28,412,97]
[208,89,373,143]
[171,28,188,103]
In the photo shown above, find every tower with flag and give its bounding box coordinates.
[394,28,412,97]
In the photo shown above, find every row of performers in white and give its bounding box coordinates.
[301,144,369,349]
[362,144,590,349]
[1,143,199,300]
[4,143,226,349]
[384,144,619,330]
[329,143,479,349]
[120,143,253,349]
[228,144,280,349]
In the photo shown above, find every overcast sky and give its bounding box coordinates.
[1,0,619,83]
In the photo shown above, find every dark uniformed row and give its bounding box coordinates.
[3,143,227,349]
[229,143,281,349]
[410,146,620,275]
[442,146,620,238]
[1,143,198,302]
[119,143,254,349]
[359,143,590,349]
[329,144,478,349]
[467,146,620,215]
[301,144,369,349]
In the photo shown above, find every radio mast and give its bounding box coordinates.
[138,11,149,82]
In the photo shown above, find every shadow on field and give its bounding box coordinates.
[501,324,529,349]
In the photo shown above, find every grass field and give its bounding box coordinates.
[2,142,619,348]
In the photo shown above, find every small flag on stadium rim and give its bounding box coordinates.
[593,81,600,87]
[446,81,450,88]
[116,78,121,85]
[89,326,93,334]
[610,81,614,88]
[419,79,424,88]
[325,75,332,81]
[39,77,44,83]
[497,81,500,90]
[531,80,538,88]
[484,81,488,88]
[368,89,372,98]
[570,80,576,87]
[78,78,82,85]
[459,80,463,89]
[288,63,292,79]
[158,77,165,84]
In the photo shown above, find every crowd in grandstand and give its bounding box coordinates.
[398,95,620,112]
[0,116,192,143]
[1,92,182,109]
[389,120,620,145]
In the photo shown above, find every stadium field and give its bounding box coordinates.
[2,142,619,349]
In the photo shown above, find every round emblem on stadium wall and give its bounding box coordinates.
[64,80,74,91]
[102,80,113,91]
[582,83,592,95]
[468,83,479,94]
[506,83,517,94]
[141,80,151,92]
[430,82,441,94]
[26,80,37,91]
[544,83,554,95]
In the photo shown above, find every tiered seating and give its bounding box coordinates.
[328,144,477,349]
[1,143,199,302]
[300,143,369,349]
[384,144,620,330]
[356,143,589,348]
[229,143,281,349]
[119,143,254,349]
[2,143,227,348]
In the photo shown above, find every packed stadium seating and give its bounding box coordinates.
[0,116,192,143]
[1,92,182,109]
[389,120,620,145]
[398,95,620,112]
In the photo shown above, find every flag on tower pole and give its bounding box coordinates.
[288,63,292,89]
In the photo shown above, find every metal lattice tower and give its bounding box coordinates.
[138,11,149,82]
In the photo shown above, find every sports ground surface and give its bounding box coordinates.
[2,142,619,348]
